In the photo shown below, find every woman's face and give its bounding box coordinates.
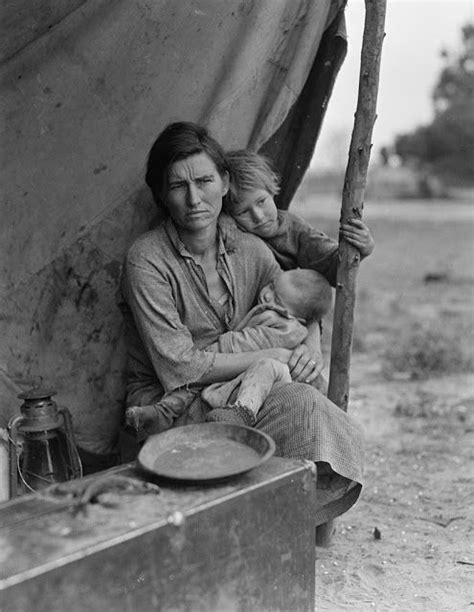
[230,188,279,238]
[164,152,229,232]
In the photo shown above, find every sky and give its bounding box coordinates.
[312,0,474,169]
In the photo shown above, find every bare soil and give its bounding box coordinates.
[295,195,474,611]
[316,367,474,611]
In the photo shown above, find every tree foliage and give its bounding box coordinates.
[395,23,474,185]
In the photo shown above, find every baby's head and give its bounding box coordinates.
[224,150,280,238]
[259,269,332,322]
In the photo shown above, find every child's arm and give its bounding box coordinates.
[340,219,375,259]
[235,303,293,330]
[207,306,307,353]
[268,212,374,286]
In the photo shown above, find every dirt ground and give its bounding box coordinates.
[316,367,474,611]
[295,194,474,611]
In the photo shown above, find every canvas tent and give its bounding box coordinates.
[0,0,348,458]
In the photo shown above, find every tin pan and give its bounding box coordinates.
[138,422,276,482]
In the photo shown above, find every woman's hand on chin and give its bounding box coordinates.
[287,344,323,383]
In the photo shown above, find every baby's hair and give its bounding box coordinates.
[279,269,332,322]
[225,150,280,210]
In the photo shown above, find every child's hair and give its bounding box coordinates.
[225,150,280,208]
[279,269,332,322]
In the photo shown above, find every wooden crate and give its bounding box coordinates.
[0,457,315,611]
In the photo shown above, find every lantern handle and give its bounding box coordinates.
[7,415,29,498]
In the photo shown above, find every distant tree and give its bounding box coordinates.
[433,23,474,113]
[394,23,474,185]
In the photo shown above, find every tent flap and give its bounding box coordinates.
[1,0,346,454]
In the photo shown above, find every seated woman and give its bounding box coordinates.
[119,121,364,526]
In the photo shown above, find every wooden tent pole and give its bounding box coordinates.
[316,0,387,547]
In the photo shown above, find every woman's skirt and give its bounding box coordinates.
[128,380,364,526]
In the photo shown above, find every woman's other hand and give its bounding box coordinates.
[340,218,375,259]
[288,344,323,384]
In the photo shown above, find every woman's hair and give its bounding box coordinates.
[279,269,332,322]
[226,150,280,208]
[145,122,228,212]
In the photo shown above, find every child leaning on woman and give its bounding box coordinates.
[225,149,374,281]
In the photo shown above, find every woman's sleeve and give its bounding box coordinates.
[122,259,216,393]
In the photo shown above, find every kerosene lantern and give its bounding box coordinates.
[8,388,82,497]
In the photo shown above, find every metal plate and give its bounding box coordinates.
[138,423,276,482]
